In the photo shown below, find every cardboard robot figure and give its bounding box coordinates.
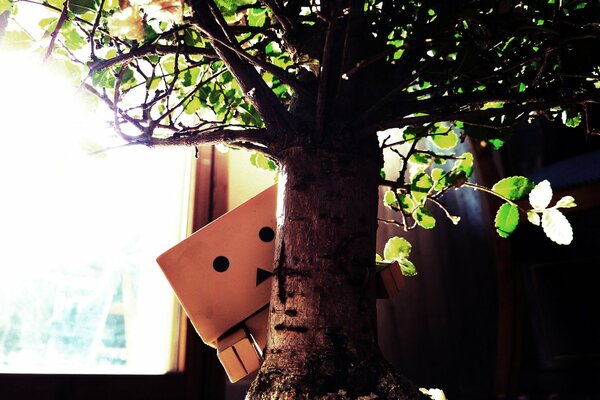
[157,185,277,382]
[157,185,405,382]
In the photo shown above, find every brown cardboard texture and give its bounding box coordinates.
[156,185,277,347]
[378,262,405,298]
[217,328,262,382]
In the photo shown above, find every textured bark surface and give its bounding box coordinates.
[246,147,428,399]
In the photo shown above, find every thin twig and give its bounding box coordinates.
[89,0,106,61]
[365,92,600,133]
[43,0,69,62]
[89,44,216,72]
[82,83,146,131]
[426,197,458,224]
[462,182,527,212]
[112,61,132,141]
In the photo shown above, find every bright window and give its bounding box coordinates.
[0,52,193,374]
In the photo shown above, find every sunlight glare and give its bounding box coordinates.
[0,51,192,374]
[0,53,113,272]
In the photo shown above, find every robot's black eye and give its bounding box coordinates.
[213,256,230,272]
[259,227,275,242]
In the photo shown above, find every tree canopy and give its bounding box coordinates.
[0,0,597,284]
[2,0,597,251]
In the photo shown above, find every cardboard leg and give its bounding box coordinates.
[217,327,261,382]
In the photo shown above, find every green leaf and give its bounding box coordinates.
[0,31,33,51]
[383,190,398,208]
[221,71,234,85]
[411,172,432,203]
[409,152,433,165]
[431,168,445,181]
[562,108,582,128]
[452,152,474,177]
[183,68,200,87]
[183,28,201,46]
[403,126,427,141]
[148,76,162,90]
[445,152,474,186]
[102,0,118,9]
[481,101,504,110]
[527,210,541,226]
[208,89,222,105]
[463,124,511,150]
[68,0,98,14]
[431,129,459,149]
[495,203,519,238]
[249,152,277,172]
[91,68,115,89]
[420,388,447,400]
[487,138,506,150]
[518,82,527,92]
[47,0,65,8]
[399,259,417,277]
[161,55,176,74]
[541,208,573,245]
[414,206,436,229]
[63,26,86,50]
[555,196,576,209]
[0,0,12,13]
[383,236,412,262]
[431,168,447,190]
[184,97,202,115]
[492,176,535,201]
[397,193,417,211]
[247,7,267,27]
[529,180,552,210]
[39,17,58,33]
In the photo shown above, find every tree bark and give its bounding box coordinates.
[247,146,427,399]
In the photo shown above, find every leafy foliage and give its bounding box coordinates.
[484,178,576,244]
[2,0,594,274]
[382,236,417,276]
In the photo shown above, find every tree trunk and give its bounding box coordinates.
[247,146,427,399]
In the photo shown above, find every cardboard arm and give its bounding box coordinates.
[376,261,405,299]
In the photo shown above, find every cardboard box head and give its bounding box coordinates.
[157,185,277,347]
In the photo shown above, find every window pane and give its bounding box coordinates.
[0,146,193,374]
[0,54,193,374]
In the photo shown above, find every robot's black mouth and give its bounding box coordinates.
[256,268,272,286]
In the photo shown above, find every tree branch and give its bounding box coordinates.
[363,92,600,133]
[43,0,69,62]
[207,31,310,96]
[188,0,296,134]
[89,0,106,61]
[88,44,217,72]
[141,127,273,153]
[315,15,341,139]
[112,61,133,142]
[260,0,294,33]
